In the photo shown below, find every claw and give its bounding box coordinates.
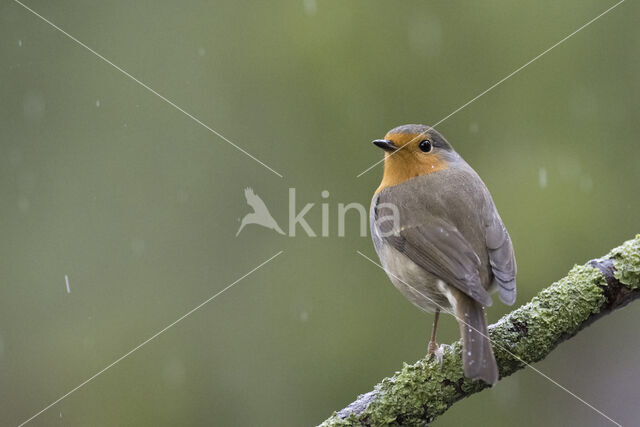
[434,345,445,366]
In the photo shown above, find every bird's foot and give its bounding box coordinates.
[427,341,445,366]
[427,339,438,356]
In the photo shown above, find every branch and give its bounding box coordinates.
[320,235,640,426]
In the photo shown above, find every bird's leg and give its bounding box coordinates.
[427,309,440,357]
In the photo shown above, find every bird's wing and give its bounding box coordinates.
[483,205,517,305]
[377,203,492,307]
[244,187,269,214]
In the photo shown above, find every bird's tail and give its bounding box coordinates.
[454,293,498,385]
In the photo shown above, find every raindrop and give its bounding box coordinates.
[18,39,23,47]
[303,0,317,16]
[95,99,101,108]
[300,310,309,322]
[197,47,206,57]
[65,275,71,294]
[538,168,547,189]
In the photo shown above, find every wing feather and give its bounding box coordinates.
[484,210,517,305]
[383,217,493,307]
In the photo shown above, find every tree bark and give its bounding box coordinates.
[320,235,640,426]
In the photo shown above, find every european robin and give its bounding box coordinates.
[369,124,516,384]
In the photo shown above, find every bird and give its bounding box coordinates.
[369,124,516,385]
[236,187,285,236]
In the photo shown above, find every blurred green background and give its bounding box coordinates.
[1,1,639,426]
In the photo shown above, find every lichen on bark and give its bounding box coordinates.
[606,234,640,288]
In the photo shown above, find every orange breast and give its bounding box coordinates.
[375,152,448,195]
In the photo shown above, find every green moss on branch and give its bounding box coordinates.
[320,235,640,427]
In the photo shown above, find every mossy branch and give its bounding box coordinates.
[320,235,640,426]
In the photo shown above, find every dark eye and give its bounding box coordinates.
[418,140,432,152]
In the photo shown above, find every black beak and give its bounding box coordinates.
[373,139,396,152]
